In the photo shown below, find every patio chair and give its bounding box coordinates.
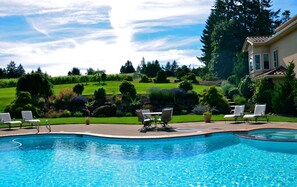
[0,113,22,129]
[141,109,151,120]
[136,109,153,132]
[21,111,41,131]
[243,104,268,123]
[157,108,173,128]
[224,105,245,123]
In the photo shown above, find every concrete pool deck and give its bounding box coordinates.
[1,121,297,138]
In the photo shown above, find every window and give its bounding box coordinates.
[263,54,269,69]
[249,56,254,72]
[254,54,261,70]
[273,50,279,67]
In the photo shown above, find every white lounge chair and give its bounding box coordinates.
[0,113,22,129]
[243,104,268,123]
[21,111,40,131]
[224,105,245,123]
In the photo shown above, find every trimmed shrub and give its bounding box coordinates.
[239,76,253,99]
[61,110,72,117]
[73,84,84,95]
[70,95,88,112]
[119,81,136,99]
[228,87,241,99]
[154,70,169,83]
[182,72,198,83]
[73,111,83,117]
[4,91,38,118]
[94,88,106,106]
[93,104,117,117]
[252,78,274,112]
[184,90,199,111]
[179,80,193,92]
[221,81,234,97]
[148,87,174,110]
[200,86,230,114]
[233,95,246,105]
[139,75,152,83]
[148,87,199,114]
[124,76,133,81]
[17,72,53,98]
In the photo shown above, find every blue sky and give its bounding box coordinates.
[0,0,296,76]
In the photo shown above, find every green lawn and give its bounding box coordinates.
[0,87,15,112]
[0,81,212,111]
[2,114,297,129]
[54,81,211,95]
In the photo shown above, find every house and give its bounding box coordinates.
[242,14,297,81]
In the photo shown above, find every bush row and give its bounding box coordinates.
[0,74,134,88]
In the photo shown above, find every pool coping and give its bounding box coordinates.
[1,122,297,140]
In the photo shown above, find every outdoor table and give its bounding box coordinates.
[142,112,162,127]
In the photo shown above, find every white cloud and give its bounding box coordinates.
[0,0,214,76]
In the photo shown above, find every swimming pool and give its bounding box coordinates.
[0,133,297,186]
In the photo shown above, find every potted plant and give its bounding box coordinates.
[85,116,90,125]
[192,104,215,123]
[203,110,212,123]
[84,107,91,125]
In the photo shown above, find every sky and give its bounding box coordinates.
[0,0,296,76]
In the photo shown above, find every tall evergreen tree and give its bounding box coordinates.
[6,61,18,78]
[171,60,179,73]
[68,67,81,76]
[0,68,7,79]
[138,57,147,74]
[86,67,96,75]
[281,10,291,24]
[36,67,43,73]
[144,60,162,77]
[120,60,135,73]
[16,64,25,77]
[164,61,174,76]
[200,0,281,79]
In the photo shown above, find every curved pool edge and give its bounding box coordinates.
[0,131,236,140]
[1,122,297,140]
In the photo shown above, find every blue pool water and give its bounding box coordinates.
[1,133,297,186]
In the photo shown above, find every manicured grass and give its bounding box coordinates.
[54,81,211,95]
[0,87,15,112]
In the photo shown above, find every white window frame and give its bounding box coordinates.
[254,54,261,70]
[249,56,254,72]
[263,53,270,69]
[273,50,279,67]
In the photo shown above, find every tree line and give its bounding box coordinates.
[0,61,26,79]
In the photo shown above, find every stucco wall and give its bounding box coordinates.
[269,29,297,75]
